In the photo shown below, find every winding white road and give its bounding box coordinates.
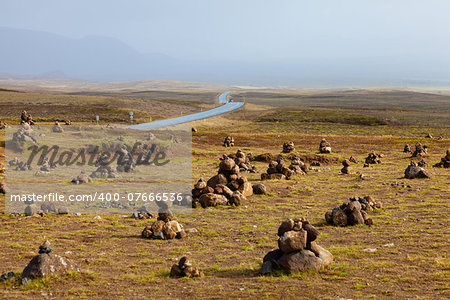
[125,91,243,130]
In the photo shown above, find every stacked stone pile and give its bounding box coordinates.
[433,149,450,168]
[412,142,427,157]
[319,139,332,153]
[324,196,381,226]
[191,155,253,208]
[223,136,235,147]
[52,122,64,133]
[141,211,187,240]
[364,152,382,167]
[90,152,119,178]
[341,159,351,174]
[282,141,295,153]
[8,157,31,171]
[170,257,204,278]
[10,123,39,151]
[261,155,307,180]
[259,218,333,274]
[227,149,256,173]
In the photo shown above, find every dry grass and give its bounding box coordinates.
[0,88,449,299]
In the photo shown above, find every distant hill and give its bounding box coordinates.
[0,27,176,81]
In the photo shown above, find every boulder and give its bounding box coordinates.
[405,163,431,179]
[22,253,78,279]
[277,250,327,272]
[252,183,267,194]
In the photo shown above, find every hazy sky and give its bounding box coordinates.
[2,0,449,63]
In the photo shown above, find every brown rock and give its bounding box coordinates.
[165,220,182,233]
[157,212,173,222]
[238,181,253,197]
[22,253,79,279]
[229,191,246,206]
[151,220,166,233]
[176,230,187,239]
[163,226,177,240]
[170,264,182,277]
[278,230,307,253]
[199,193,228,207]
[219,158,236,172]
[207,174,228,188]
[332,209,348,226]
[347,210,365,225]
[278,219,295,236]
[277,250,325,272]
[303,223,320,243]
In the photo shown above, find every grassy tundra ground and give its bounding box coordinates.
[0,88,449,299]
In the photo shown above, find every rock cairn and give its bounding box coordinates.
[261,155,307,180]
[341,159,351,174]
[116,146,136,173]
[8,157,32,171]
[364,152,382,167]
[21,240,79,281]
[282,141,295,153]
[141,211,187,240]
[349,156,359,163]
[191,155,252,208]
[71,171,92,184]
[433,149,450,168]
[20,110,35,125]
[227,149,256,173]
[319,139,332,153]
[403,144,411,153]
[170,256,204,278]
[412,142,427,157]
[223,136,234,147]
[52,122,64,133]
[90,152,119,178]
[405,161,431,179]
[259,218,333,275]
[10,123,39,151]
[324,196,381,226]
